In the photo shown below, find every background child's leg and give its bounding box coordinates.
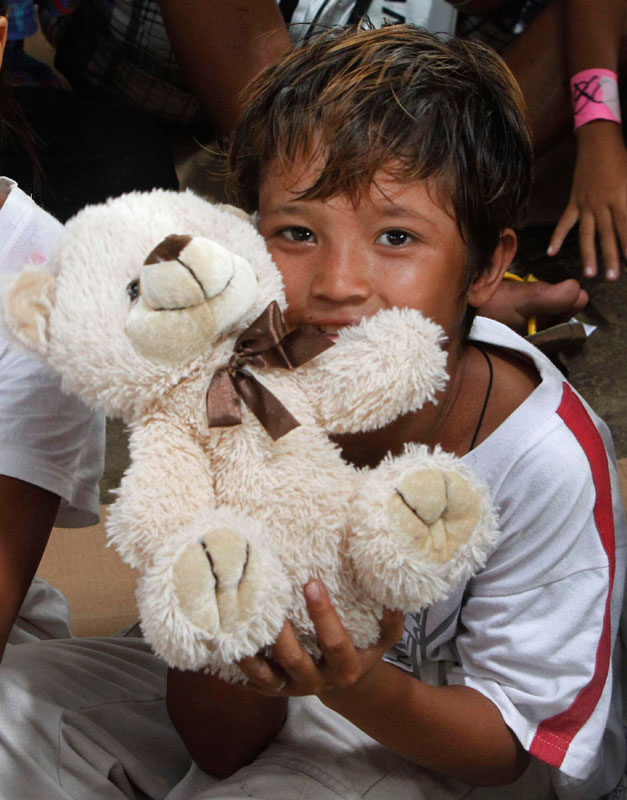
[0,635,190,798]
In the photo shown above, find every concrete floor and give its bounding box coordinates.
[99,218,627,503]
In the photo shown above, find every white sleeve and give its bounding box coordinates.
[447,387,626,785]
[0,341,105,527]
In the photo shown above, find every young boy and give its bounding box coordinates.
[0,23,623,800]
[166,24,627,800]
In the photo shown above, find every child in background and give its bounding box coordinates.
[450,0,627,283]
[0,5,104,657]
[0,22,624,800]
[3,0,76,86]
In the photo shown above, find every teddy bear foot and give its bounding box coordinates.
[137,510,293,671]
[349,446,498,610]
[387,469,480,564]
[172,527,266,635]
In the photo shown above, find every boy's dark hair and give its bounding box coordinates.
[228,23,533,290]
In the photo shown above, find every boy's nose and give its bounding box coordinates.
[310,244,371,304]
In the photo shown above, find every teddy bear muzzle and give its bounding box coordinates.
[140,236,240,311]
[124,234,260,364]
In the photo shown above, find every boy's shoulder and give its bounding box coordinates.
[466,317,616,501]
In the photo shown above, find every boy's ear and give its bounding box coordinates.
[467,228,517,309]
[2,269,56,354]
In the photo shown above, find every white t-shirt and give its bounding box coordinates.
[0,178,105,527]
[286,0,458,42]
[385,317,627,800]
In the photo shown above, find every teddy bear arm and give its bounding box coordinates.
[294,309,449,433]
[106,421,217,570]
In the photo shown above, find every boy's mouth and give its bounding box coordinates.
[318,324,342,339]
[313,320,361,340]
[315,323,351,341]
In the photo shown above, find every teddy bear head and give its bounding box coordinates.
[2,190,285,420]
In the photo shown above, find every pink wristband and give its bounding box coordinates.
[570,68,622,130]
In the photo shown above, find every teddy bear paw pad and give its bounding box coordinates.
[387,470,481,563]
[173,528,263,634]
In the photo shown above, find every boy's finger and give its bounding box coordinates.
[579,212,598,278]
[378,607,405,647]
[304,580,357,676]
[238,652,287,694]
[548,205,578,256]
[272,618,322,691]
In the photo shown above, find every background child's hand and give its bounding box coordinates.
[479,277,588,334]
[548,121,627,281]
[238,580,404,697]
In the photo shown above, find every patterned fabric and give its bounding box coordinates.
[284,0,458,43]
[6,0,77,40]
[6,0,38,39]
[38,0,456,126]
[39,0,199,125]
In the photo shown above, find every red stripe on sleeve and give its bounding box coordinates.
[529,383,616,767]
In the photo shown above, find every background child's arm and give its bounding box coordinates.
[0,476,60,659]
[156,0,291,135]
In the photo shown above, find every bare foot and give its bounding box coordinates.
[480,278,588,335]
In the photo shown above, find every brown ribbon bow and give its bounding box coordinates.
[206,301,334,440]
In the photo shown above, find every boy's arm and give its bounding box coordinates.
[166,667,288,778]
[168,581,528,784]
[320,655,529,787]
[239,581,530,787]
[0,475,60,660]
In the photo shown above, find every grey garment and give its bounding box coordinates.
[2,581,555,800]
[168,695,555,800]
[1,580,190,799]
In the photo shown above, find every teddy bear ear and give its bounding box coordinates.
[215,203,252,223]
[2,269,55,354]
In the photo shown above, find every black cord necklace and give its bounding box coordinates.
[468,342,493,451]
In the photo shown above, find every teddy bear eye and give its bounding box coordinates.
[127,279,140,302]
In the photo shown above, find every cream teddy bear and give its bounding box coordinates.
[2,189,498,678]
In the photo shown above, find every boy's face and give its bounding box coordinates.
[257,157,475,347]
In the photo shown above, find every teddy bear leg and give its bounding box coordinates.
[349,447,498,611]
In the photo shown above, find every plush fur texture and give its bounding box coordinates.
[2,189,499,677]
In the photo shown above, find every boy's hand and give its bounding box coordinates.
[238,580,404,697]
[548,121,627,281]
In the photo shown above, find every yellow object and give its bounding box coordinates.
[503,271,538,336]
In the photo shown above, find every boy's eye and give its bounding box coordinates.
[280,226,316,243]
[377,229,413,246]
